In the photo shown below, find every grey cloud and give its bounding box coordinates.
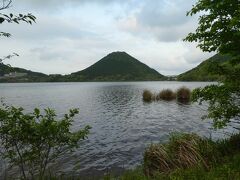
[1,15,97,41]
[16,0,126,8]
[137,0,194,28]
[30,47,75,61]
[183,46,214,65]
[155,28,186,42]
[155,20,198,42]
[118,0,198,42]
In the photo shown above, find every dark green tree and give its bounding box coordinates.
[184,0,240,129]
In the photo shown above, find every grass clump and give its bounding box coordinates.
[143,133,209,177]
[157,89,176,101]
[176,87,191,103]
[117,153,240,180]
[143,144,173,176]
[142,90,154,102]
[109,132,240,180]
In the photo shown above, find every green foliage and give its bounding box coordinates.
[184,0,240,55]
[0,13,35,25]
[192,84,240,129]
[184,0,240,129]
[0,0,36,38]
[0,31,10,37]
[0,103,91,179]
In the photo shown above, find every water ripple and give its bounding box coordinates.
[0,82,235,177]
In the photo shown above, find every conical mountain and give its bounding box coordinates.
[70,52,165,81]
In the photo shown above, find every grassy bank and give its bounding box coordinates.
[112,154,240,180]
[105,133,240,180]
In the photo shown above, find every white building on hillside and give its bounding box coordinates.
[4,72,27,78]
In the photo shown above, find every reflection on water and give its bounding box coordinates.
[0,81,234,177]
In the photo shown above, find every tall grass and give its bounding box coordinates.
[107,132,240,179]
[143,133,212,176]
[142,90,154,102]
[157,89,176,101]
[118,153,240,180]
[142,88,191,103]
[176,87,191,103]
[142,132,240,178]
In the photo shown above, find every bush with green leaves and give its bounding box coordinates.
[184,0,240,129]
[0,104,91,179]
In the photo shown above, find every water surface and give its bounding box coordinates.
[0,82,232,177]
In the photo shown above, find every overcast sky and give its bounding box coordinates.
[1,0,214,75]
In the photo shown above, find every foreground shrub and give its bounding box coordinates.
[143,133,210,176]
[157,89,176,101]
[176,87,191,103]
[142,90,154,102]
[0,104,91,179]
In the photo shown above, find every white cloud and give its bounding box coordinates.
[1,0,213,75]
[118,0,199,42]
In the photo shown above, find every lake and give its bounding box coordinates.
[0,81,233,177]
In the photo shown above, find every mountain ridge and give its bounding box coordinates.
[0,52,165,82]
[177,54,230,81]
[0,52,230,83]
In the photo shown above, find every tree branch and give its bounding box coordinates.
[0,0,12,11]
[14,141,27,180]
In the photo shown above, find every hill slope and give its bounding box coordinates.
[177,54,230,81]
[0,63,48,82]
[68,52,165,81]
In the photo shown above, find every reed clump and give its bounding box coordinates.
[118,133,240,179]
[142,90,154,102]
[144,144,173,176]
[176,86,191,103]
[142,87,191,103]
[157,89,176,101]
[143,133,209,177]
